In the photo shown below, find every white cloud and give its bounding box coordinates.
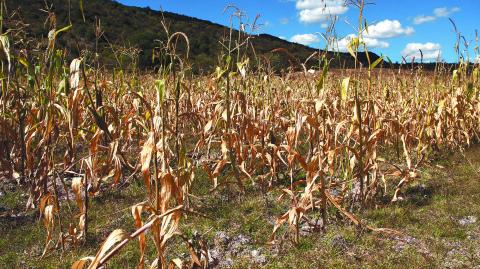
[296,0,342,10]
[295,0,348,24]
[475,56,480,64]
[364,19,414,39]
[413,7,461,25]
[402,42,442,61]
[413,15,436,25]
[363,37,390,49]
[434,6,460,17]
[336,34,389,52]
[290,33,320,45]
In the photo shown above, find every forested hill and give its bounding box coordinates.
[5,0,380,72]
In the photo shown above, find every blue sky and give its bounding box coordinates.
[117,0,479,63]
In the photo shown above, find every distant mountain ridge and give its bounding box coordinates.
[5,0,380,72]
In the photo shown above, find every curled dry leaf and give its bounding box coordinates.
[72,229,128,269]
[140,132,155,192]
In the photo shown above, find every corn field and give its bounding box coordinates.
[1,1,479,268]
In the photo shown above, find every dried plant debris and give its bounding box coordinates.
[0,0,480,268]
